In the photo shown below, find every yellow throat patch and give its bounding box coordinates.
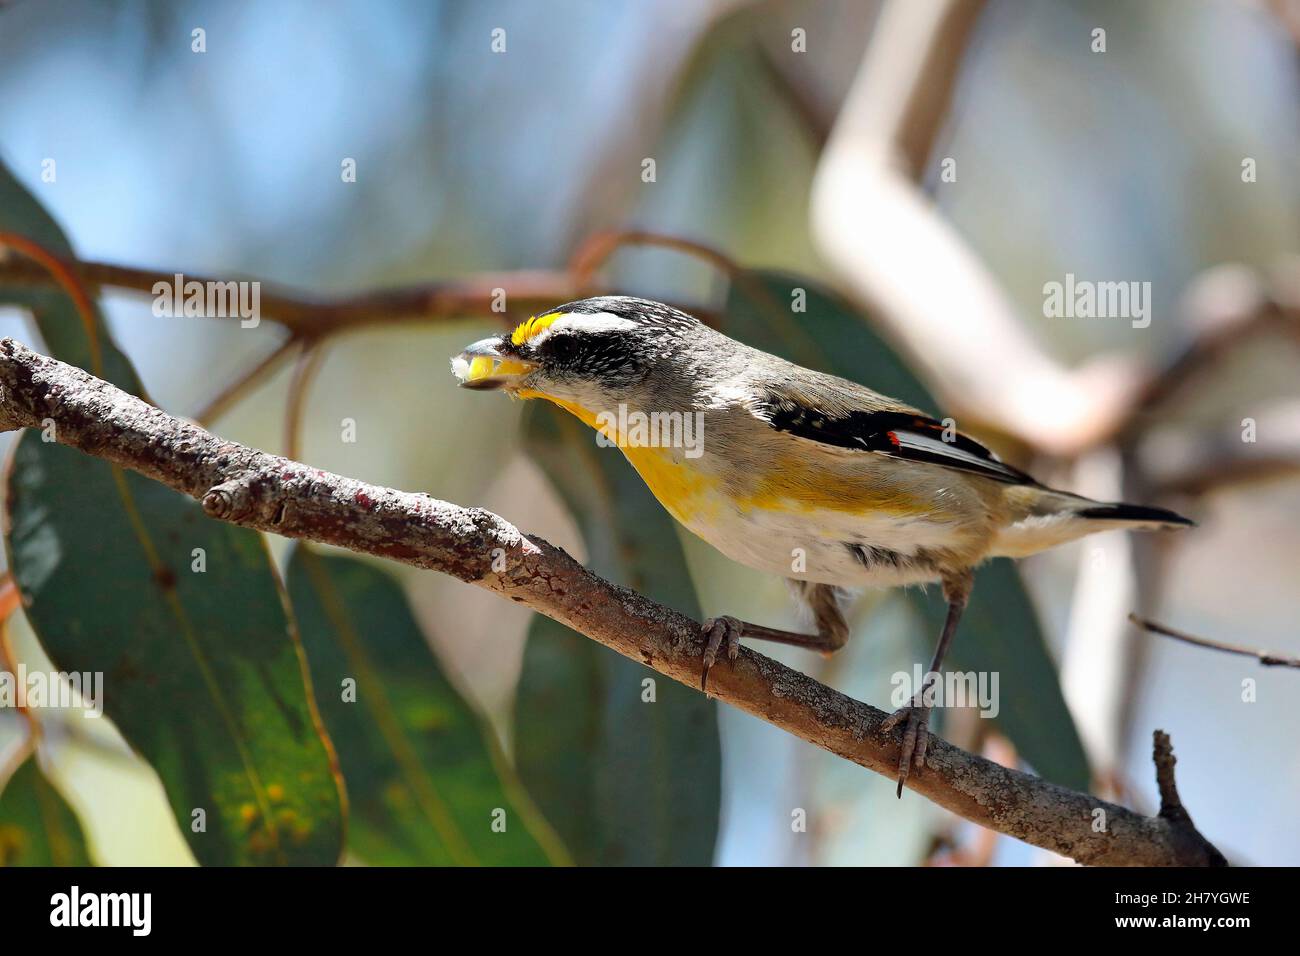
[515,390,718,526]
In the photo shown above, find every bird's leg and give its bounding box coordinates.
[881,570,973,796]
[700,583,848,690]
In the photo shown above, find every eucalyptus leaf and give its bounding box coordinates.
[6,437,345,866]
[2,154,346,866]
[288,546,566,866]
[0,755,94,867]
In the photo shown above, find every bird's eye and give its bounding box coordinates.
[540,333,581,363]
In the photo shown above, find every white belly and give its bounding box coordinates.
[681,502,957,589]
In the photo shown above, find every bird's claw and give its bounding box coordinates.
[881,704,931,797]
[700,615,742,691]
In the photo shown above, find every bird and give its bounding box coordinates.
[452,296,1193,793]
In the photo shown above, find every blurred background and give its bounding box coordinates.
[0,0,1297,866]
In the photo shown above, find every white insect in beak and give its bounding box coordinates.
[451,337,538,391]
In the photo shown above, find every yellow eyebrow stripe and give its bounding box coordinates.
[510,312,561,346]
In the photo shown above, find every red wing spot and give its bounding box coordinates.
[355,490,373,508]
[886,431,901,447]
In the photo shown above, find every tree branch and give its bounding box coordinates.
[1106,271,1300,447]
[193,334,300,426]
[0,255,576,337]
[0,338,1227,866]
[0,243,725,337]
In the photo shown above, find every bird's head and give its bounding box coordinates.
[451,296,703,410]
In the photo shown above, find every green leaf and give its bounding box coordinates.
[1,153,345,865]
[287,546,566,866]
[0,755,94,866]
[5,438,345,865]
[0,156,141,393]
[515,403,721,865]
[724,270,1091,790]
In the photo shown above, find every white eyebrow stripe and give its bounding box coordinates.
[524,311,639,349]
[552,312,640,334]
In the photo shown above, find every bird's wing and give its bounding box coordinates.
[750,381,1037,486]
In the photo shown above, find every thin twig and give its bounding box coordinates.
[0,575,34,731]
[567,229,744,288]
[1153,454,1300,499]
[0,233,103,376]
[0,337,1229,867]
[1130,613,1300,668]
[283,340,328,461]
[1110,298,1298,445]
[194,335,301,426]
[0,575,39,784]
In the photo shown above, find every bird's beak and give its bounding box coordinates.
[451,336,538,391]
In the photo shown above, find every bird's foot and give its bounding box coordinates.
[880,704,932,798]
[700,615,743,691]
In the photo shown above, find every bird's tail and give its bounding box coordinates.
[1069,501,1195,527]
[989,486,1193,558]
